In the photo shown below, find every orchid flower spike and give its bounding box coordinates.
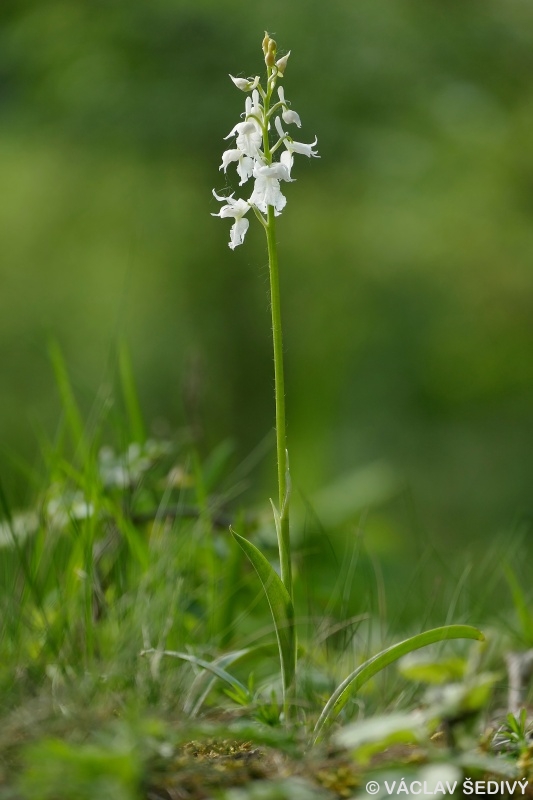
[212,34,318,247]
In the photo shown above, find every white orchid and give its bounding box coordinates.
[277,86,302,128]
[274,116,320,167]
[249,162,293,215]
[229,74,260,92]
[212,36,318,247]
[211,190,251,249]
[224,120,262,159]
[219,148,255,185]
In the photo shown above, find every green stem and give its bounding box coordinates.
[265,207,292,598]
[262,69,292,602]
[254,60,296,722]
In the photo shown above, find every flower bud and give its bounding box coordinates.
[262,31,271,56]
[265,38,277,67]
[229,74,259,92]
[275,51,290,76]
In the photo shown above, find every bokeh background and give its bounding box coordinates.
[2,0,533,563]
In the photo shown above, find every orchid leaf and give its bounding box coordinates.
[231,529,296,703]
[312,624,484,744]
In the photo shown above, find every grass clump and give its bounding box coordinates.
[0,345,529,799]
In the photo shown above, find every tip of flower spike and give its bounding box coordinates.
[265,38,277,68]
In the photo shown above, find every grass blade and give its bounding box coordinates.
[184,644,279,716]
[140,648,248,695]
[118,342,146,444]
[312,624,484,744]
[231,529,296,711]
[48,339,88,461]
[504,564,533,646]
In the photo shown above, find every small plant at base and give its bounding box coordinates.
[493,709,533,757]
[212,32,484,733]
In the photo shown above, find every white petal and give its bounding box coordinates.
[236,155,255,185]
[219,149,241,172]
[277,86,286,105]
[249,174,287,215]
[230,75,250,91]
[255,162,293,182]
[275,51,290,75]
[229,74,259,92]
[239,121,256,135]
[282,108,302,128]
[214,205,235,219]
[280,150,293,177]
[251,89,261,109]
[274,116,286,140]
[212,188,235,203]
[224,120,262,156]
[228,217,249,249]
[228,198,250,219]
[289,136,319,158]
[223,123,240,140]
[211,190,250,220]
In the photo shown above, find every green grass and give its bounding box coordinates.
[0,353,532,799]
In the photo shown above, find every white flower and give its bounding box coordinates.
[219,148,241,171]
[229,74,260,92]
[219,148,255,185]
[275,116,319,161]
[277,86,302,128]
[224,120,262,159]
[248,162,293,215]
[211,190,251,249]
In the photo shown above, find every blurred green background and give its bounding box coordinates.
[1,0,533,551]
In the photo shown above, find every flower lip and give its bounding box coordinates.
[228,217,249,249]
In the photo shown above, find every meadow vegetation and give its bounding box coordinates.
[2,1,533,796]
